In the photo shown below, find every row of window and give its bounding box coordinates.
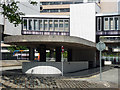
[88,0,100,3]
[23,18,69,32]
[100,37,120,41]
[40,1,83,5]
[97,16,119,31]
[40,8,70,13]
[40,0,100,5]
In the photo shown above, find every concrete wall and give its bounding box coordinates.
[72,49,96,67]
[4,1,40,35]
[22,61,88,75]
[70,3,100,42]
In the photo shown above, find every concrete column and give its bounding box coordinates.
[37,45,46,62]
[29,47,35,61]
[56,47,61,62]
[68,49,72,62]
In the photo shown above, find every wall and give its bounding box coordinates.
[22,61,88,75]
[72,48,96,67]
[70,3,100,42]
[4,1,40,35]
[0,8,4,25]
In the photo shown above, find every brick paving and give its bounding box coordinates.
[0,75,118,89]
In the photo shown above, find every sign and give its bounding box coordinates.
[61,46,64,76]
[96,41,106,81]
[61,46,64,53]
[96,41,106,51]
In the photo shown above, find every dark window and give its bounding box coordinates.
[60,8,70,12]
[23,19,27,30]
[74,2,83,4]
[49,2,61,5]
[62,2,73,4]
[50,9,58,12]
[41,2,49,5]
[29,20,32,30]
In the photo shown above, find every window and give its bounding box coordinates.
[50,2,61,5]
[60,8,70,12]
[23,19,27,30]
[74,2,83,4]
[44,20,48,31]
[104,18,109,30]
[115,17,119,30]
[49,20,53,31]
[50,9,58,12]
[41,2,49,5]
[109,18,114,30]
[64,20,69,31]
[97,17,101,31]
[88,0,99,3]
[34,20,38,30]
[29,20,32,30]
[59,20,63,31]
[54,20,58,31]
[41,9,49,13]
[39,20,42,31]
[62,2,73,4]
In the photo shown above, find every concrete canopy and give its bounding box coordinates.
[4,35,96,49]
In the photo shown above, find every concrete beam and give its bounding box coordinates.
[4,35,96,49]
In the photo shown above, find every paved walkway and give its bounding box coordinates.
[64,65,113,77]
[0,65,119,88]
[0,66,22,71]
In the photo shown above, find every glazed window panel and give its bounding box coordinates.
[54,20,58,31]
[34,20,38,30]
[49,20,53,31]
[115,17,119,30]
[59,20,64,31]
[64,20,69,31]
[44,20,48,31]
[109,18,114,30]
[97,17,101,31]
[23,19,27,30]
[104,18,109,30]
[39,20,42,31]
[29,20,32,30]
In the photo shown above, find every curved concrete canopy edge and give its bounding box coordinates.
[4,35,96,48]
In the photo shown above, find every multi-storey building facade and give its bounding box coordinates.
[40,0,100,15]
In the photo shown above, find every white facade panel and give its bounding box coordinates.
[70,3,99,42]
[4,19,21,35]
[4,1,40,35]
[0,8,4,25]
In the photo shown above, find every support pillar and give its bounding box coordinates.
[37,45,46,62]
[29,47,35,61]
[68,49,72,62]
[56,47,61,62]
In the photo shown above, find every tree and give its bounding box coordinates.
[0,0,38,26]
[7,45,28,53]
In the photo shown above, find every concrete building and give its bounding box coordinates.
[0,0,119,75]
[40,0,100,15]
[96,0,120,63]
